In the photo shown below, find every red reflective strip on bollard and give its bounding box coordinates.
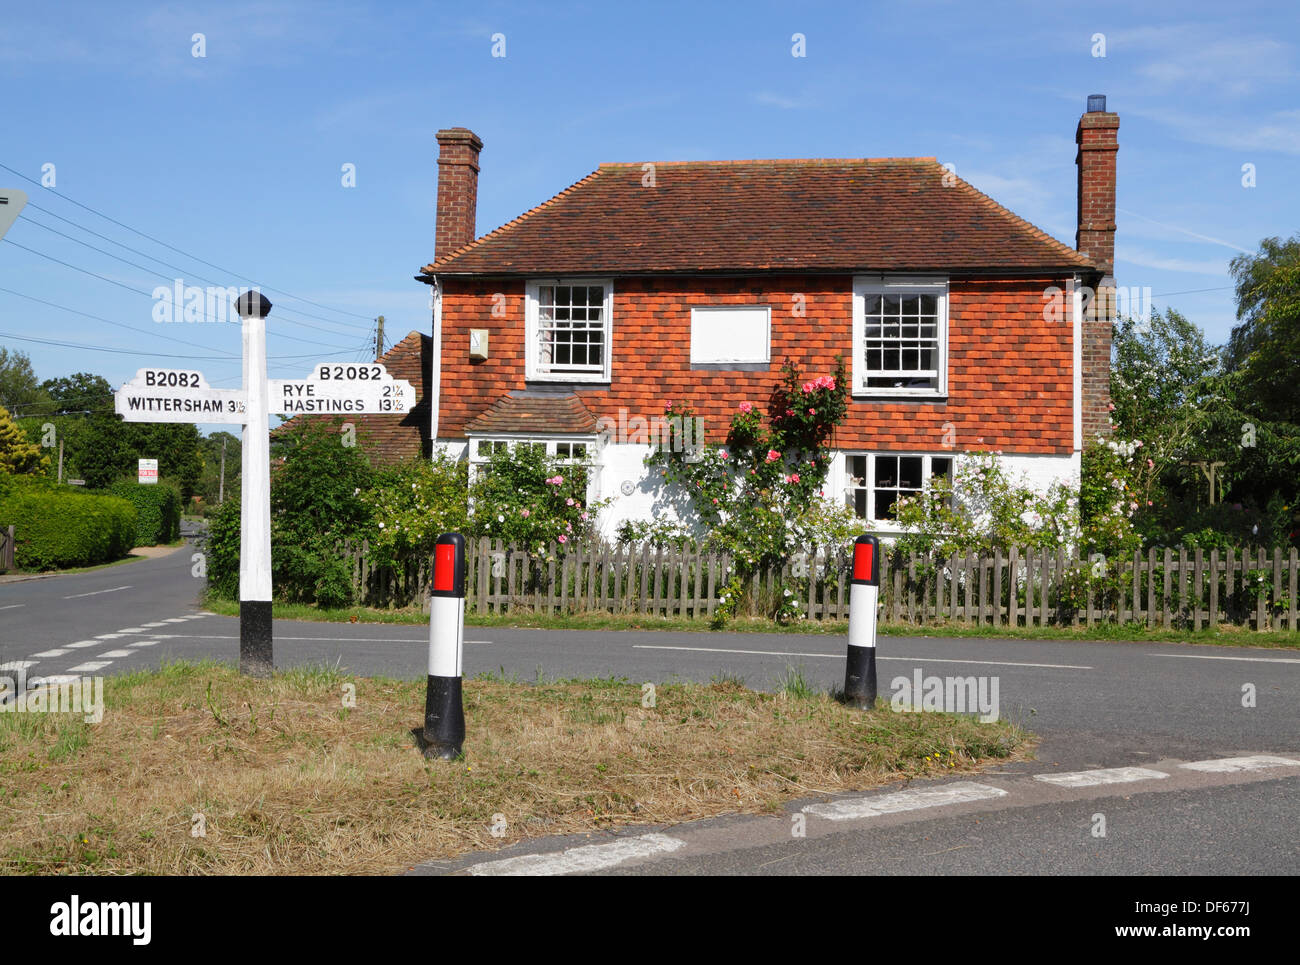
[853,542,874,583]
[433,544,456,593]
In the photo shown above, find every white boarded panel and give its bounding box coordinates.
[690,307,770,364]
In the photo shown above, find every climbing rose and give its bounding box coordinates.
[738,401,753,414]
[765,449,781,463]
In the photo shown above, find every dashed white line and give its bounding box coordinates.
[1179,755,1300,773]
[162,618,188,624]
[115,627,148,634]
[97,650,135,658]
[803,782,1008,820]
[66,662,111,673]
[94,634,125,640]
[63,585,131,599]
[466,833,685,876]
[631,644,1090,670]
[65,641,100,649]
[1034,766,1169,788]
[127,640,159,648]
[0,604,24,610]
[0,660,37,671]
[30,649,71,658]
[141,622,167,628]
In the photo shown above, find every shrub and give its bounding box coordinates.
[198,497,241,600]
[0,478,135,570]
[107,480,182,546]
[360,454,469,568]
[468,443,603,551]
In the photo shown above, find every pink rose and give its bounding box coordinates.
[765,449,781,463]
[802,381,814,393]
[566,497,575,506]
[521,509,530,518]
[664,400,672,411]
[739,401,753,414]
[808,408,816,415]
[558,534,567,544]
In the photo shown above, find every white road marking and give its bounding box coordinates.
[466,833,685,876]
[1153,653,1300,665]
[141,622,167,628]
[631,644,1090,670]
[30,649,71,658]
[97,650,135,658]
[803,782,1008,820]
[95,634,125,640]
[65,641,100,648]
[63,585,131,599]
[115,627,148,634]
[162,618,188,624]
[1179,755,1300,773]
[1033,766,1169,788]
[66,662,111,673]
[127,640,159,648]
[0,660,37,671]
[29,674,81,686]
[0,604,24,610]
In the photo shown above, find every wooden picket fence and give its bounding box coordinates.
[345,538,1300,631]
[0,525,14,572]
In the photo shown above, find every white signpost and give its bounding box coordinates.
[114,292,413,677]
[137,458,158,485]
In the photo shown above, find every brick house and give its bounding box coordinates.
[414,100,1119,538]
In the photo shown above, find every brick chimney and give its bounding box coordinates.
[1076,95,1119,443]
[435,128,483,261]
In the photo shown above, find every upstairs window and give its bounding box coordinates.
[852,277,948,397]
[526,279,613,382]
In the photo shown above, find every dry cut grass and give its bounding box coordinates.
[0,661,1032,875]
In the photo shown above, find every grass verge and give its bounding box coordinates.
[200,593,1300,649]
[0,659,1030,875]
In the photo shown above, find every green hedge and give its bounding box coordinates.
[0,481,136,570]
[107,480,182,546]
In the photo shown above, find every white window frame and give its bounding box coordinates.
[525,278,614,383]
[852,275,949,398]
[843,452,954,525]
[689,305,771,364]
[467,434,599,497]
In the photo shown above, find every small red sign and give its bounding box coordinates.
[433,543,456,592]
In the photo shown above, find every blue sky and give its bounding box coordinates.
[2,0,1297,425]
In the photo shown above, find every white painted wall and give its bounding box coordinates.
[433,438,1080,543]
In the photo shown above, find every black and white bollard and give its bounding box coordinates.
[423,532,467,759]
[843,534,880,709]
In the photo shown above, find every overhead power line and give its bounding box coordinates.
[19,200,373,337]
[0,242,360,351]
[0,160,373,324]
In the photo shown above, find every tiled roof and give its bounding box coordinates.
[419,159,1094,277]
[273,330,431,464]
[465,392,598,435]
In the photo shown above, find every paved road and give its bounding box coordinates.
[3,544,1297,876]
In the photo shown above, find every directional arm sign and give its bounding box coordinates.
[269,362,414,416]
[115,368,248,424]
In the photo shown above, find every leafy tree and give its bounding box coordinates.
[1226,234,1300,425]
[0,405,49,475]
[40,372,114,415]
[0,348,50,416]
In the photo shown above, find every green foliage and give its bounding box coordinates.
[360,454,469,568]
[199,498,241,600]
[269,419,375,609]
[1227,234,1300,425]
[893,451,1082,561]
[0,348,50,415]
[107,481,182,546]
[467,443,602,551]
[0,405,49,475]
[647,359,851,572]
[0,477,135,570]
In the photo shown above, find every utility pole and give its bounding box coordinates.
[218,436,226,504]
[375,315,385,360]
